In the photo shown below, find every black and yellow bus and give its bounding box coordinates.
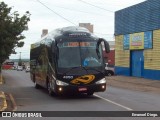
[30,26,110,96]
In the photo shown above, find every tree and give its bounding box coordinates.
[0,2,30,72]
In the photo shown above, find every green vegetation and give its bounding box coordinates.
[0,2,30,72]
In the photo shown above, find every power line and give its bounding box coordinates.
[77,0,114,13]
[33,0,109,16]
[36,0,76,25]
[53,5,104,16]
[94,32,114,36]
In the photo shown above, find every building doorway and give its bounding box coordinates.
[131,50,144,77]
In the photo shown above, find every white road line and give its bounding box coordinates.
[94,94,133,111]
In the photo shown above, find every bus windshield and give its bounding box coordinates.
[57,41,103,68]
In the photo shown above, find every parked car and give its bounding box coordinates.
[105,69,114,76]
[25,66,30,72]
[105,63,114,76]
[17,66,23,71]
[13,66,17,70]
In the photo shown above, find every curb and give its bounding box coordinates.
[0,91,7,111]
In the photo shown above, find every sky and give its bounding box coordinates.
[2,0,146,59]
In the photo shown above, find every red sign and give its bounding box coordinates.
[63,42,95,47]
[78,87,87,92]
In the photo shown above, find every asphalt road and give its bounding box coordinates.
[1,70,160,120]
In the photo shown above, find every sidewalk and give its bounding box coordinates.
[0,74,7,111]
[106,75,160,93]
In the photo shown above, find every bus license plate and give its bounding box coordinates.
[78,87,87,92]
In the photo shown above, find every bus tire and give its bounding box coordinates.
[34,80,40,89]
[34,75,40,89]
[47,81,55,96]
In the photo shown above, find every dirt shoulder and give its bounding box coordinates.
[106,76,160,94]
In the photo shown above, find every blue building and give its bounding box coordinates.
[114,0,160,80]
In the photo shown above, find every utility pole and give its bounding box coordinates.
[18,52,22,66]
[19,52,21,60]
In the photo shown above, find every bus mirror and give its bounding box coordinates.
[97,38,110,53]
[103,40,110,53]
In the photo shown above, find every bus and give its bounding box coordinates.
[30,26,110,96]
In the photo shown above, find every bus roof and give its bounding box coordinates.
[31,26,98,49]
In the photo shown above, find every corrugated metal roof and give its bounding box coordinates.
[115,0,160,35]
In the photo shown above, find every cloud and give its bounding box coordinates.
[4,0,145,59]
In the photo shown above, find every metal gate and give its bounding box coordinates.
[131,50,144,77]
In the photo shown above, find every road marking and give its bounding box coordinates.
[94,94,133,111]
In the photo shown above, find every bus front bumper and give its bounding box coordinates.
[54,83,106,95]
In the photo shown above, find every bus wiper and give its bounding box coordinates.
[62,66,80,75]
[82,67,105,75]
[62,66,104,76]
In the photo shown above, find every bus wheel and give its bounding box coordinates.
[47,81,54,96]
[87,92,94,96]
[34,80,40,89]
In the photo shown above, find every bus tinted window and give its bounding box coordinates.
[57,41,103,68]
[58,46,81,68]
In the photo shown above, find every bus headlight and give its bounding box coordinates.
[96,78,106,84]
[56,80,69,86]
